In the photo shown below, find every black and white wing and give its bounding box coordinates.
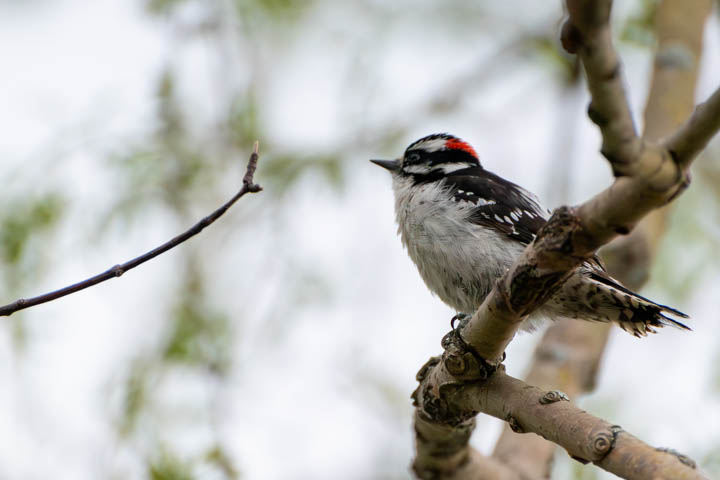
[444,167,548,244]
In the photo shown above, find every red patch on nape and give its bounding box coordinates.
[445,138,478,159]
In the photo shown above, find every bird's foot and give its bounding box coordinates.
[450,312,472,331]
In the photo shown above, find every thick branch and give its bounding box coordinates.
[604,0,715,286]
[413,410,521,480]
[491,321,611,477]
[415,365,704,479]
[463,370,702,479]
[0,142,263,317]
[414,1,718,477]
[561,0,641,171]
[459,0,711,368]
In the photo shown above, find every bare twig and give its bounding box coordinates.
[0,142,263,317]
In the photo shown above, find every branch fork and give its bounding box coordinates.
[412,0,720,478]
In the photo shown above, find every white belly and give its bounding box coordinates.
[393,177,524,313]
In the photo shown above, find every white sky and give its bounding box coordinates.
[0,1,719,479]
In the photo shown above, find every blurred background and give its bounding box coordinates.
[0,0,719,478]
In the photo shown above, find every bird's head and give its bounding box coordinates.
[371,133,481,177]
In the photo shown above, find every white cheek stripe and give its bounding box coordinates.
[402,163,474,175]
[439,163,473,173]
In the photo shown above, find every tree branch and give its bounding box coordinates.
[491,321,611,477]
[414,356,704,478]
[665,86,720,167]
[413,0,720,477]
[491,1,714,475]
[0,142,263,317]
[413,408,522,480]
[456,369,700,479]
[561,0,641,171]
[458,0,715,368]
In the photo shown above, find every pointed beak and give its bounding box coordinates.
[370,159,401,172]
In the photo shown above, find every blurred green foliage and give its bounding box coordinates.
[147,0,311,23]
[0,192,65,345]
[703,446,720,479]
[571,461,600,480]
[107,69,220,223]
[118,359,153,438]
[0,193,64,284]
[149,449,195,480]
[205,446,241,479]
[652,153,720,301]
[163,267,233,373]
[232,0,310,20]
[147,444,240,480]
[620,0,659,47]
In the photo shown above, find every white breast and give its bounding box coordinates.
[392,176,524,313]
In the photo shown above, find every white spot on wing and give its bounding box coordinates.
[402,164,431,174]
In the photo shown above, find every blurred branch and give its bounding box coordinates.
[492,0,714,475]
[666,87,720,167]
[412,0,719,478]
[0,143,262,317]
[413,410,522,480]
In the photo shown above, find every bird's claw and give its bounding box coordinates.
[450,313,472,331]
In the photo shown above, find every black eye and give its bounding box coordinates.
[407,152,421,164]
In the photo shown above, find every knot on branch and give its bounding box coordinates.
[665,161,692,204]
[539,390,570,404]
[415,356,441,385]
[414,381,477,427]
[441,321,497,381]
[411,332,487,426]
[561,20,583,54]
[589,424,622,460]
[505,414,524,433]
[656,447,697,469]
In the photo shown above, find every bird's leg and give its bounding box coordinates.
[450,312,472,331]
